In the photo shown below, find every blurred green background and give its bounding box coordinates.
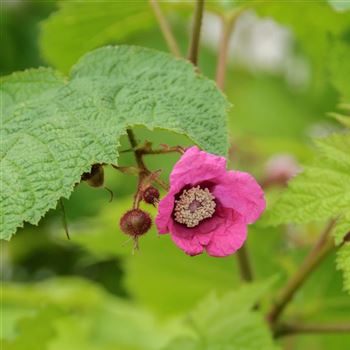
[1,1,350,349]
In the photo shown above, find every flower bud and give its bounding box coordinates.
[82,164,104,187]
[120,209,152,237]
[262,154,300,188]
[143,186,160,205]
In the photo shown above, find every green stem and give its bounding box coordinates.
[275,322,350,338]
[149,0,181,57]
[187,0,205,66]
[267,219,337,325]
[236,244,254,282]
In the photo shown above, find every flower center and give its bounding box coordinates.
[174,186,216,228]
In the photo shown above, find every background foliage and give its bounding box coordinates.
[1,0,350,349]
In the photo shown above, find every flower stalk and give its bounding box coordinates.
[236,244,254,282]
[59,198,70,240]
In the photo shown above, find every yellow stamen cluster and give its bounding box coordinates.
[174,186,216,228]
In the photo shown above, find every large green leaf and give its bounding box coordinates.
[163,283,279,350]
[263,132,350,294]
[40,0,156,72]
[0,45,229,240]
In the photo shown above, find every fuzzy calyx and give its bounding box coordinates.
[120,209,152,237]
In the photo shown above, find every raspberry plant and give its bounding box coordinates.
[2,1,350,350]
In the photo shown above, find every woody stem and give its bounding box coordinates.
[267,219,337,326]
[274,322,350,338]
[126,129,148,208]
[126,129,146,171]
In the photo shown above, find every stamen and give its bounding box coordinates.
[174,186,216,228]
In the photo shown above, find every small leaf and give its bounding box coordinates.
[0,45,229,240]
[333,214,350,245]
[263,133,350,230]
[328,111,350,128]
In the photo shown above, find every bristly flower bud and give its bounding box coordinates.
[82,164,104,187]
[143,186,160,205]
[120,209,152,237]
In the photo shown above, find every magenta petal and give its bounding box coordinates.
[206,209,247,257]
[212,170,266,224]
[169,146,227,192]
[169,221,207,256]
[155,192,175,234]
[156,146,227,235]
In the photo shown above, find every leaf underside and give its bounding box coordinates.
[0,45,229,240]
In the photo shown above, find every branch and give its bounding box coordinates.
[215,10,245,90]
[140,145,185,155]
[187,0,205,66]
[126,129,145,171]
[275,322,350,338]
[149,0,181,57]
[125,129,170,193]
[126,129,149,208]
[215,18,234,90]
[267,219,337,325]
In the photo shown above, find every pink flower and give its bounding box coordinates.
[155,146,265,257]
